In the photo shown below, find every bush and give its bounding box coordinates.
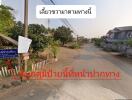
[48,40,60,58]
[125,39,132,47]
[69,43,80,49]
[92,38,103,47]
[113,40,124,45]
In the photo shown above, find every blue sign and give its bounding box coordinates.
[0,49,18,59]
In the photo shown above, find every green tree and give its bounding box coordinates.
[28,24,50,52]
[9,21,24,40]
[28,24,46,35]
[47,27,56,35]
[9,22,54,52]
[0,5,14,34]
[29,34,50,52]
[54,26,73,45]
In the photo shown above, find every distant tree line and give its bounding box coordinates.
[7,21,74,52]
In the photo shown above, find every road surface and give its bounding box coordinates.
[0,44,132,100]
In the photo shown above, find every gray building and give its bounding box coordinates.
[102,26,132,57]
[106,26,132,42]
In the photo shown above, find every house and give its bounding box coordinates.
[101,26,132,57]
[106,26,132,42]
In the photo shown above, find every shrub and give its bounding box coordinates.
[69,43,80,49]
[93,38,103,47]
[113,41,123,45]
[125,39,132,47]
[49,40,60,58]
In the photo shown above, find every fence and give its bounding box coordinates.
[0,66,19,78]
[31,60,47,71]
[0,60,48,78]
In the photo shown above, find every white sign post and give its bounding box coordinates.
[18,36,32,53]
[18,36,32,72]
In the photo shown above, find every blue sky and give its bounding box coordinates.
[2,0,132,38]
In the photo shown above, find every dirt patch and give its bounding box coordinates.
[47,47,81,70]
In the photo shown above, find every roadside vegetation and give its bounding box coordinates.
[0,5,14,35]
[125,39,132,47]
[92,36,132,57]
[91,38,103,47]
[69,42,80,49]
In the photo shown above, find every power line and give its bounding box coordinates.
[41,0,78,36]
[49,0,55,5]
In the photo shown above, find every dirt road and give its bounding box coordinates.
[0,44,132,100]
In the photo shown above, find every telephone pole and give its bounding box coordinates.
[23,0,28,71]
[24,0,28,37]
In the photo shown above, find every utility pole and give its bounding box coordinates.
[77,35,79,44]
[23,0,28,71]
[48,19,50,29]
[24,0,28,37]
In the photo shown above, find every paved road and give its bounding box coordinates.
[70,44,132,99]
[0,44,132,100]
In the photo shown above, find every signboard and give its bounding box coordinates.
[0,49,18,59]
[18,36,32,53]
